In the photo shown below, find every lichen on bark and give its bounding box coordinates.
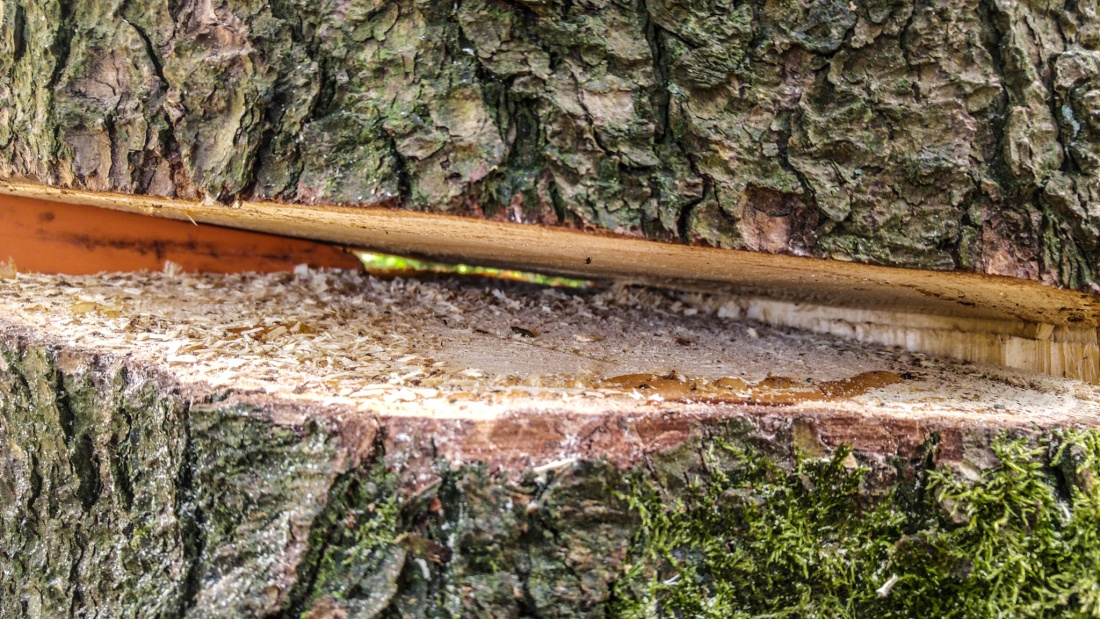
[0,341,192,616]
[1,0,1098,289]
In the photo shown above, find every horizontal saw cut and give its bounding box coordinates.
[5,186,1099,383]
[4,2,1100,615]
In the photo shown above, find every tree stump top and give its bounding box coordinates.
[3,267,1097,472]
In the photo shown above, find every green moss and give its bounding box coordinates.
[612,431,1100,618]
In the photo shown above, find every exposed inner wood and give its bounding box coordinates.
[0,194,362,274]
[4,182,1098,383]
[5,182,1097,326]
[709,295,1100,384]
[2,267,1098,432]
[597,370,906,406]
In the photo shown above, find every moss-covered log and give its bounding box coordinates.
[1,0,1099,290]
[2,269,1100,617]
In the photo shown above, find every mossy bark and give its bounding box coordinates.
[3,332,1100,617]
[1,1,1098,290]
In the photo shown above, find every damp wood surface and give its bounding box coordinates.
[3,268,1100,618]
[1,0,1098,293]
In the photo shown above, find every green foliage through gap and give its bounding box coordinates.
[354,251,593,288]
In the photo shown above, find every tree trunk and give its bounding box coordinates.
[2,269,1100,617]
[1,1,1099,290]
[3,2,1100,616]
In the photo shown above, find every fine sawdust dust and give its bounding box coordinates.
[1,266,1098,419]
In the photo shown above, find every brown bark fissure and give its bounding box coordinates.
[1,0,1099,290]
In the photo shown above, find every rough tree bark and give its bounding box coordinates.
[1,0,1099,290]
[3,2,1100,616]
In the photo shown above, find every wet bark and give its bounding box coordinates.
[0,1,1098,290]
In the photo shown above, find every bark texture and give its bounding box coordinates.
[3,325,1100,617]
[1,1,1099,290]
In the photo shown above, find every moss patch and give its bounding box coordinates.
[613,430,1100,618]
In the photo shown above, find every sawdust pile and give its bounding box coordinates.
[1,266,1097,418]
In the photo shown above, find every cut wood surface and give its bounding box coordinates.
[2,268,1099,617]
[4,267,1099,419]
[6,182,1100,329]
[6,184,1100,384]
[1,1,1098,290]
[0,193,362,274]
